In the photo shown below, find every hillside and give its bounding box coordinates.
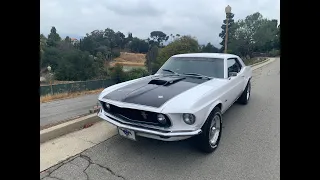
[109,52,146,67]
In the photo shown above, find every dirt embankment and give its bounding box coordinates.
[109,52,146,67]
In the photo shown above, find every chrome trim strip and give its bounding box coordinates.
[98,110,202,137]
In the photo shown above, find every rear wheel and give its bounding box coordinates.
[196,107,222,153]
[238,80,251,105]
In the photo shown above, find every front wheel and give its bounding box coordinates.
[238,80,251,105]
[196,107,222,153]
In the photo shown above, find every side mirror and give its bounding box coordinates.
[228,72,237,77]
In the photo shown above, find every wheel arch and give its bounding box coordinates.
[201,101,223,128]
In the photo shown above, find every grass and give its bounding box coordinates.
[109,52,146,67]
[110,61,145,67]
[114,52,146,63]
[40,88,104,103]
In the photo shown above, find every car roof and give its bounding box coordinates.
[172,53,239,59]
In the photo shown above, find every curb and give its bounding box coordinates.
[40,114,102,144]
[250,58,269,67]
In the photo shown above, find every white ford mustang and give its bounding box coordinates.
[98,53,252,153]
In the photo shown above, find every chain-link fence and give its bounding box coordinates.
[40,79,116,96]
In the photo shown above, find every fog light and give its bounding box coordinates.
[183,113,196,125]
[157,114,167,124]
[104,103,111,111]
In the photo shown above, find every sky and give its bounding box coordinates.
[40,0,280,47]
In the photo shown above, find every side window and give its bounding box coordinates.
[227,58,242,74]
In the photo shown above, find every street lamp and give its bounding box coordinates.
[224,5,232,53]
[47,66,53,95]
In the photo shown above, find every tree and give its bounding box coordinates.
[109,64,126,83]
[115,31,125,49]
[127,32,133,41]
[41,46,62,70]
[219,13,235,52]
[47,26,61,47]
[79,29,121,60]
[104,28,117,51]
[80,32,100,54]
[54,50,97,81]
[40,34,47,67]
[58,36,74,51]
[228,12,279,58]
[200,43,219,53]
[129,37,149,53]
[150,31,169,46]
[64,36,71,43]
[228,20,253,57]
[94,52,107,79]
[152,36,199,72]
[253,19,278,52]
[145,45,159,74]
[273,24,280,50]
[40,34,47,49]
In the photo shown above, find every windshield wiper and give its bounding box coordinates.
[162,69,179,75]
[182,73,213,80]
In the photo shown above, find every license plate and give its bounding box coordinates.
[118,128,136,141]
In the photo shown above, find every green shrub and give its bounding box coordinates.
[109,64,126,83]
[269,49,280,57]
[124,68,149,81]
[110,65,149,83]
[112,49,121,58]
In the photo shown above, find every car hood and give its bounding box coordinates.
[100,74,217,108]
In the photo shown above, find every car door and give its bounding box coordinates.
[225,58,246,104]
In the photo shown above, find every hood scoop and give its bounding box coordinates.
[148,76,186,86]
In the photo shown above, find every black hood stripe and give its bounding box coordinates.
[104,75,207,108]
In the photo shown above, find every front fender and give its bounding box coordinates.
[200,100,223,128]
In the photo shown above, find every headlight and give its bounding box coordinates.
[182,113,196,125]
[157,114,167,124]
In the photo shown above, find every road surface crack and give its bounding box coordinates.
[41,155,80,180]
[80,154,126,180]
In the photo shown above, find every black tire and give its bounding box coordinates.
[196,107,222,153]
[237,80,251,105]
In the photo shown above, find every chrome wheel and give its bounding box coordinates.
[209,114,221,147]
[246,83,251,100]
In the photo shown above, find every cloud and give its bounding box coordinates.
[40,0,280,47]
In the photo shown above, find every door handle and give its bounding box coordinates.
[241,75,245,77]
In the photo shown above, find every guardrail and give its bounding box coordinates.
[40,79,116,96]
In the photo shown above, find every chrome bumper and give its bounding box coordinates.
[97,110,202,137]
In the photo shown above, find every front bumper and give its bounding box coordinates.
[97,110,202,141]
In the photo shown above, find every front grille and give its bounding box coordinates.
[100,101,171,127]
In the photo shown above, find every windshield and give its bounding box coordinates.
[156,57,224,78]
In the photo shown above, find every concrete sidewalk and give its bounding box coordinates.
[40,121,117,172]
[40,57,278,173]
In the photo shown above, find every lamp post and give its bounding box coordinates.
[47,66,53,95]
[224,5,232,53]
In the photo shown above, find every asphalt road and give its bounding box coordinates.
[40,58,280,180]
[40,94,100,127]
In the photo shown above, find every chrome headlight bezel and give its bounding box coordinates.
[182,113,196,125]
